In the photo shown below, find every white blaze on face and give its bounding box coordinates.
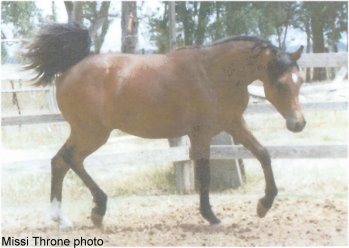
[291,73,298,84]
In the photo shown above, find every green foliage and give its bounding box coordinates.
[147,1,347,53]
[1,2,40,63]
[147,3,170,53]
[1,1,39,36]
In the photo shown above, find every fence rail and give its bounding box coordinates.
[298,52,347,68]
[3,144,347,173]
[1,101,347,126]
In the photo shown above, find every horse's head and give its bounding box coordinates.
[262,46,306,132]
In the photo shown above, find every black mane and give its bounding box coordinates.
[210,36,297,81]
[210,36,277,51]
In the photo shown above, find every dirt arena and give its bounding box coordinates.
[2,193,347,246]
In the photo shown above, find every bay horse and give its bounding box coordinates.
[24,23,306,228]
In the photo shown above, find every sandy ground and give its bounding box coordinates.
[1,194,347,246]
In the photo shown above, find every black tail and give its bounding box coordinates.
[23,23,91,86]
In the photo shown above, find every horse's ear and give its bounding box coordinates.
[289,45,304,61]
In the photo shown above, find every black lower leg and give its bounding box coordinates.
[70,166,108,227]
[89,187,107,227]
[196,159,221,224]
[257,164,278,217]
[92,188,108,216]
[51,154,69,202]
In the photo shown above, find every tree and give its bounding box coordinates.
[64,1,83,25]
[64,1,112,53]
[84,2,112,53]
[176,2,214,46]
[1,1,39,63]
[148,2,170,53]
[323,2,347,52]
[1,2,39,36]
[223,2,260,37]
[299,2,348,81]
[121,1,138,53]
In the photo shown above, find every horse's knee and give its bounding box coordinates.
[256,147,271,166]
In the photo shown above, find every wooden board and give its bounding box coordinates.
[2,101,347,126]
[298,53,348,68]
[3,145,347,173]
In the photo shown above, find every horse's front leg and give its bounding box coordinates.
[226,118,278,217]
[189,134,221,224]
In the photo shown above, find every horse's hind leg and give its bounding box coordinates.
[50,143,72,229]
[59,127,111,227]
[189,134,221,225]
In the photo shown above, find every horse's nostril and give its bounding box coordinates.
[295,122,301,130]
[296,120,306,131]
[287,118,305,132]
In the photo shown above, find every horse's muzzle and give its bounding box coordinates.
[286,117,306,133]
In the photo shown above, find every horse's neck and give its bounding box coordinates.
[203,42,264,86]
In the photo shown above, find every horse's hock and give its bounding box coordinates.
[171,132,244,194]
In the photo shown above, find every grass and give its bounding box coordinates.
[245,111,347,145]
[1,162,177,207]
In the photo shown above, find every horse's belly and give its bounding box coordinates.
[114,118,190,139]
[112,106,192,139]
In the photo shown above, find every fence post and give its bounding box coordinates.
[209,132,243,190]
[169,137,195,194]
[171,132,244,194]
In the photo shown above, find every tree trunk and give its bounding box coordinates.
[73,2,83,25]
[64,2,73,22]
[195,2,210,45]
[64,1,83,25]
[89,2,111,53]
[121,1,138,53]
[177,2,193,45]
[311,8,327,81]
[51,2,57,22]
[305,19,312,82]
[169,1,176,50]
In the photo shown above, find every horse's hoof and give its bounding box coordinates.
[50,213,73,230]
[200,208,221,225]
[257,199,270,218]
[209,217,221,225]
[91,212,104,228]
[59,217,73,230]
[202,211,221,225]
